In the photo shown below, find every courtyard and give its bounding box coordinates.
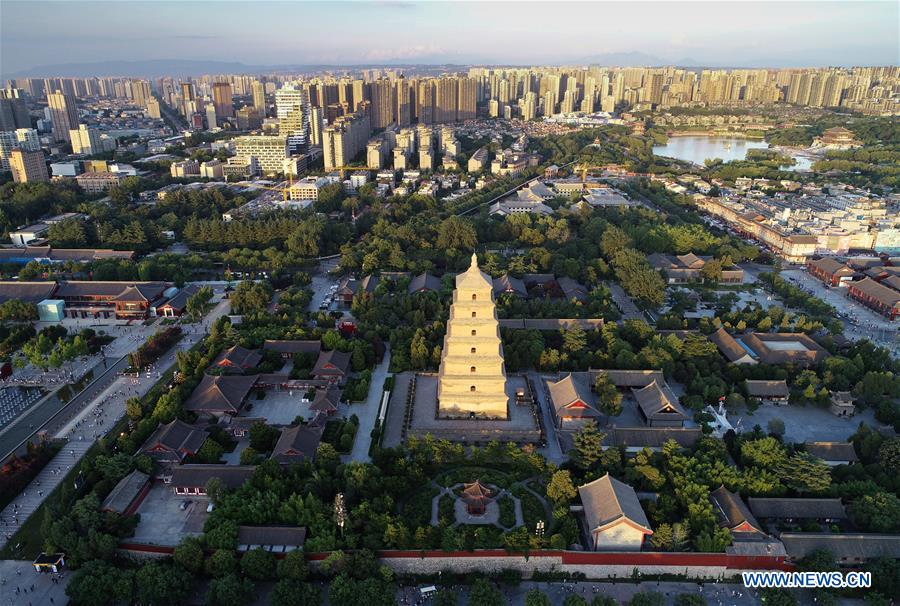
[735,401,880,443]
[130,483,208,547]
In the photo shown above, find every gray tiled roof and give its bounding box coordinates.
[748,498,847,520]
[578,474,651,534]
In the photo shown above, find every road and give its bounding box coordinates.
[527,371,565,464]
[0,296,231,553]
[347,347,391,463]
[307,258,342,313]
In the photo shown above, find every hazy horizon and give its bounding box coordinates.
[2,0,898,78]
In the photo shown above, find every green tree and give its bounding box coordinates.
[767,418,785,437]
[572,420,605,469]
[849,491,900,532]
[525,589,551,606]
[272,579,321,606]
[196,439,223,463]
[173,536,205,573]
[206,573,254,606]
[563,596,588,606]
[777,452,832,493]
[877,438,900,474]
[206,549,238,578]
[436,216,477,252]
[240,547,276,580]
[135,561,194,606]
[249,421,281,452]
[546,470,578,506]
[278,549,310,581]
[563,325,587,353]
[629,593,664,606]
[65,560,134,606]
[48,217,88,247]
[594,373,623,417]
[468,579,503,606]
[186,286,214,320]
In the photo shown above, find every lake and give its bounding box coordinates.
[653,136,812,171]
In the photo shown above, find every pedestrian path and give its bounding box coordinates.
[0,440,92,550]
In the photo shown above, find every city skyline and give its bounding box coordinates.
[2,0,898,78]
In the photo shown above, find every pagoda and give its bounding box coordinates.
[437,253,509,419]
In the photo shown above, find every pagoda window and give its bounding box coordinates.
[470,385,476,392]
[471,293,477,300]
[471,311,477,318]
[470,366,476,373]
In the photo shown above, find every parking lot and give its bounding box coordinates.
[130,483,208,547]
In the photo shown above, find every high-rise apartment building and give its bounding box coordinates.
[69,124,114,155]
[322,110,371,171]
[9,148,49,183]
[212,82,234,119]
[0,129,40,170]
[369,78,394,129]
[47,90,78,143]
[251,81,266,118]
[146,97,161,119]
[0,88,30,130]
[180,82,196,119]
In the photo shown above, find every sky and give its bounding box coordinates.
[1,0,898,76]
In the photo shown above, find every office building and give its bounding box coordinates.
[75,171,124,194]
[233,135,288,175]
[275,85,310,152]
[9,149,49,183]
[47,90,78,142]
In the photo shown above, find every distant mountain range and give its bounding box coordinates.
[5,54,874,78]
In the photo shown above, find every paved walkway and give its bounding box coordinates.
[0,560,69,606]
[347,347,391,463]
[398,580,766,606]
[0,297,231,552]
[527,371,565,464]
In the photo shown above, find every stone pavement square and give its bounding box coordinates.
[130,483,208,547]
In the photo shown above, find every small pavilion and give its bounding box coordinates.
[461,480,494,515]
